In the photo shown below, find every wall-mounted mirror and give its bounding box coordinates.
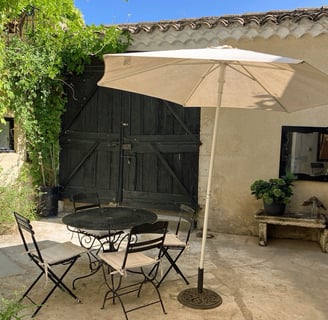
[279,126,328,181]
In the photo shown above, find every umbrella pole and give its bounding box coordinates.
[198,104,220,290]
[178,65,225,309]
[178,106,222,309]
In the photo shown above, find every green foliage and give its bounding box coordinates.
[0,166,36,234]
[0,0,130,187]
[0,295,29,320]
[250,174,294,205]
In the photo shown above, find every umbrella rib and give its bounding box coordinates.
[182,64,220,106]
[228,63,289,112]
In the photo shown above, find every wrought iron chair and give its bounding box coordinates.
[13,212,87,318]
[69,193,107,270]
[71,192,109,243]
[72,192,101,212]
[68,192,101,240]
[70,193,123,262]
[155,204,195,287]
[98,221,168,320]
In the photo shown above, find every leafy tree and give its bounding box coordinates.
[0,0,130,187]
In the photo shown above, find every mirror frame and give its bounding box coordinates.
[279,126,328,181]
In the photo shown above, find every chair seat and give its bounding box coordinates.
[163,233,186,247]
[99,251,158,274]
[32,241,88,265]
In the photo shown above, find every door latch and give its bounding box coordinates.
[122,143,132,150]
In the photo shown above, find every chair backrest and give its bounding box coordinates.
[13,212,44,263]
[71,192,101,213]
[122,221,168,269]
[173,204,195,244]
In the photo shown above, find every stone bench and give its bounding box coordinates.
[254,210,328,252]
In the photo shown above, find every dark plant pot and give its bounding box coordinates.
[263,201,286,216]
[37,186,59,217]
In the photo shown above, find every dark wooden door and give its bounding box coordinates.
[60,62,200,211]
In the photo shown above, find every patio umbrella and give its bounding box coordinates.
[98,45,328,308]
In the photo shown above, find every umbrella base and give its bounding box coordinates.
[178,287,222,309]
[178,268,222,309]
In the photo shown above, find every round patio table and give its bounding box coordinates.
[62,206,157,231]
[62,206,158,287]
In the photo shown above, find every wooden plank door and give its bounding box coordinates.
[119,93,200,210]
[60,62,200,211]
[60,63,122,203]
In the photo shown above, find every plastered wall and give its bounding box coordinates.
[200,35,328,235]
[128,16,328,236]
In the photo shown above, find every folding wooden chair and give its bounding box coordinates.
[13,212,87,317]
[155,204,195,287]
[98,221,168,320]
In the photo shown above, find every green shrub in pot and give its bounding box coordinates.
[250,174,294,215]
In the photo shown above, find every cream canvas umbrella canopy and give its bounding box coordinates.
[98,45,328,308]
[98,45,328,112]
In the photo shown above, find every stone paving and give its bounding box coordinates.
[1,213,328,319]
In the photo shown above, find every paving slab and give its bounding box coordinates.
[0,251,24,277]
[1,214,328,319]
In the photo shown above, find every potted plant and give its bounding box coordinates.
[36,146,61,217]
[250,174,294,215]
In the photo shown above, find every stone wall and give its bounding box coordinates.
[0,122,25,186]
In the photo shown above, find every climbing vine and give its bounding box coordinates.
[0,0,130,187]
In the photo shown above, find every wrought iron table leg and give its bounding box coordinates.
[73,257,103,289]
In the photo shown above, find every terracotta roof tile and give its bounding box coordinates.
[115,7,328,34]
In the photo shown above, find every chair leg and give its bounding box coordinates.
[137,277,167,315]
[72,261,102,289]
[23,258,81,317]
[101,266,128,319]
[150,280,167,315]
[156,249,189,287]
[71,235,106,289]
[102,288,128,320]
[20,271,44,303]
[101,267,166,320]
